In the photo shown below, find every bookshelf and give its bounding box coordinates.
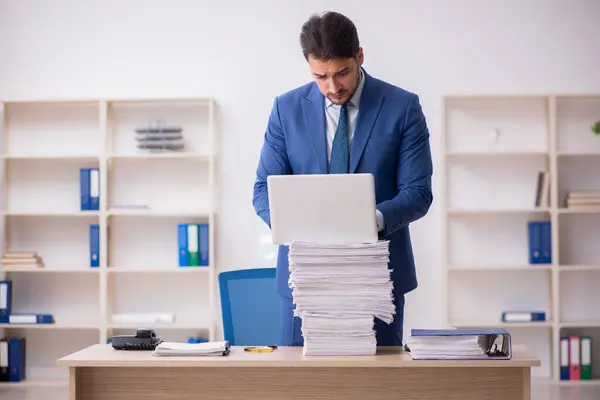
[0,98,216,395]
[442,94,600,384]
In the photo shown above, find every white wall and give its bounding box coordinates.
[1,0,599,335]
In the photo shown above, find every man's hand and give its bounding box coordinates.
[376,209,385,232]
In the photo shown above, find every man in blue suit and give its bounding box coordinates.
[253,11,433,347]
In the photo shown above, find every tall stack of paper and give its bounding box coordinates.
[288,240,395,356]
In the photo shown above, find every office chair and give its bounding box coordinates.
[218,268,281,346]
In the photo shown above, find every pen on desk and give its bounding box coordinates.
[244,345,278,353]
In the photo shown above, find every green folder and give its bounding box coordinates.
[187,224,199,266]
[581,336,592,380]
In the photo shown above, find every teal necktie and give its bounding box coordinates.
[329,104,349,174]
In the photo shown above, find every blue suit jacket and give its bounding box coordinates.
[253,69,433,299]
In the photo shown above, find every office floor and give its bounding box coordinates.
[532,381,600,400]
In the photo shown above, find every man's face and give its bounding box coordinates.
[308,48,363,105]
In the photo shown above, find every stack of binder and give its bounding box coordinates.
[406,328,512,360]
[287,240,395,356]
[1,251,44,269]
[135,121,184,152]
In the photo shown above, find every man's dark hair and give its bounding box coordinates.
[299,11,360,61]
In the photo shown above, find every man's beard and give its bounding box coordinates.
[328,65,361,105]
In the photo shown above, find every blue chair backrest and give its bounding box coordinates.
[218,268,280,346]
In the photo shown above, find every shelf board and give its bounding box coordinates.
[107,324,209,330]
[448,265,551,271]
[1,96,214,104]
[448,208,551,215]
[558,207,600,214]
[450,321,553,328]
[108,96,214,104]
[1,210,211,217]
[446,151,548,157]
[107,267,209,273]
[0,323,100,330]
[559,265,600,271]
[0,267,100,273]
[106,209,211,217]
[1,211,100,217]
[557,151,600,157]
[444,94,550,100]
[108,153,211,161]
[0,154,99,161]
[559,321,600,328]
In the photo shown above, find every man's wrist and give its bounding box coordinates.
[376,209,385,232]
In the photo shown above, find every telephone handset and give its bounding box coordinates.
[112,328,163,350]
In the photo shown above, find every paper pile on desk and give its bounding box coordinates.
[153,341,229,356]
[407,334,489,360]
[406,328,511,360]
[288,240,395,356]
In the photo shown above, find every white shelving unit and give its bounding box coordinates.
[0,98,217,396]
[441,94,600,384]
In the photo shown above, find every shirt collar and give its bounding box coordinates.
[325,68,365,109]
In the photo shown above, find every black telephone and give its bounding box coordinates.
[112,328,163,351]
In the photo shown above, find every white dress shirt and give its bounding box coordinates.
[324,70,384,232]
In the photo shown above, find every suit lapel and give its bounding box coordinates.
[350,71,384,173]
[301,84,327,174]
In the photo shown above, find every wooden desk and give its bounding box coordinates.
[57,344,540,400]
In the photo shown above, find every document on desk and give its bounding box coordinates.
[288,240,395,356]
[153,340,230,356]
[406,329,512,360]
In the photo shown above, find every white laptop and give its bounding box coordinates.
[267,173,379,245]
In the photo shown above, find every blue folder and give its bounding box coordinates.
[0,281,11,323]
[409,328,512,360]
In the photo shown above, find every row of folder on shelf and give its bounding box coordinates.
[1,222,210,269]
[561,335,593,380]
[178,223,209,267]
[0,280,55,325]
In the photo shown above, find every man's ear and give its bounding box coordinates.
[356,47,364,65]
